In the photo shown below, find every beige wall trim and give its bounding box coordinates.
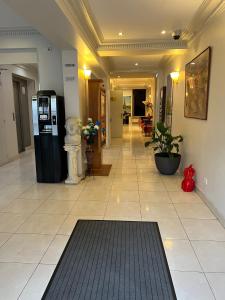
[196,186,225,228]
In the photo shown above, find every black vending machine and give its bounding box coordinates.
[32,90,67,183]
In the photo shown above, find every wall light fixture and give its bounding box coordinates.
[84,69,91,79]
[170,71,180,84]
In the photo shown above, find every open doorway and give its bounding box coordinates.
[13,76,31,153]
[133,89,146,116]
[0,64,38,165]
[110,76,155,138]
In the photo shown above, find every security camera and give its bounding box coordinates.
[172,30,182,40]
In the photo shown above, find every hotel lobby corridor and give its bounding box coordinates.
[0,124,224,299]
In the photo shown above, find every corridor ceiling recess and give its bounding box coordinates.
[2,0,225,78]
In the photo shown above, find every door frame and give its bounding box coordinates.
[12,74,31,153]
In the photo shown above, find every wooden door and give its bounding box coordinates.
[110,90,123,138]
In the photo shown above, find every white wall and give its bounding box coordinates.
[0,33,64,95]
[62,50,80,118]
[163,12,225,223]
[38,46,63,95]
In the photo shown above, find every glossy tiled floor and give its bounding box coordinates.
[0,125,224,299]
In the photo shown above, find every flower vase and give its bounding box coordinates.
[85,144,94,176]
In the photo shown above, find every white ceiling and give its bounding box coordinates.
[109,55,162,72]
[0,0,30,29]
[86,0,203,41]
[0,0,212,78]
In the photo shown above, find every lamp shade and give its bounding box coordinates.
[84,69,91,78]
[170,71,180,82]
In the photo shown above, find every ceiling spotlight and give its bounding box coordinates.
[191,62,196,65]
[135,62,139,66]
[161,30,166,35]
[118,32,123,36]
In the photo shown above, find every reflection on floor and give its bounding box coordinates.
[0,124,224,299]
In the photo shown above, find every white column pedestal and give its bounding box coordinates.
[64,144,82,184]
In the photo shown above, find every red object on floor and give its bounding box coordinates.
[182,164,196,192]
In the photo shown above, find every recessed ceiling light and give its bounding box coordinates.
[135,62,139,66]
[191,62,196,65]
[117,75,120,78]
[118,32,123,36]
[161,30,166,35]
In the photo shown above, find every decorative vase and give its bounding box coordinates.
[85,145,94,175]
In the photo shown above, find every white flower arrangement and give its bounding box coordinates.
[82,118,101,145]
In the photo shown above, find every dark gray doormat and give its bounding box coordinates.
[42,220,176,300]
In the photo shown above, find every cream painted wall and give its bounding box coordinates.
[62,50,81,118]
[163,12,225,223]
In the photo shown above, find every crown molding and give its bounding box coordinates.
[184,0,225,41]
[98,40,187,50]
[97,40,188,57]
[0,28,39,37]
[81,0,104,43]
[56,0,99,51]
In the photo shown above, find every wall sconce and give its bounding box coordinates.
[84,69,91,79]
[170,71,180,84]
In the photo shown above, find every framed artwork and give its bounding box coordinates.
[185,47,211,120]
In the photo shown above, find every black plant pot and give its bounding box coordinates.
[155,153,181,175]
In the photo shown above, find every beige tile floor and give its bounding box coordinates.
[0,125,224,299]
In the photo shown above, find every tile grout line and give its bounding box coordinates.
[168,191,217,300]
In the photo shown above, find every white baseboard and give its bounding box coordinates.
[0,154,20,167]
[196,186,225,228]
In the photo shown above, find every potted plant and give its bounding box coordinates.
[145,122,183,175]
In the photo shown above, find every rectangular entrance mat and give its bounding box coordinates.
[42,220,176,300]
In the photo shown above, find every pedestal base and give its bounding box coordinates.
[64,144,83,185]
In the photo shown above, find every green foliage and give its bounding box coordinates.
[145,122,183,154]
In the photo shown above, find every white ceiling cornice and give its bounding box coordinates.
[184,0,225,40]
[80,0,104,43]
[97,40,188,57]
[56,0,99,51]
[98,40,187,51]
[0,28,39,37]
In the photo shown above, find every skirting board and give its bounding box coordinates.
[196,186,225,228]
[0,154,20,167]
